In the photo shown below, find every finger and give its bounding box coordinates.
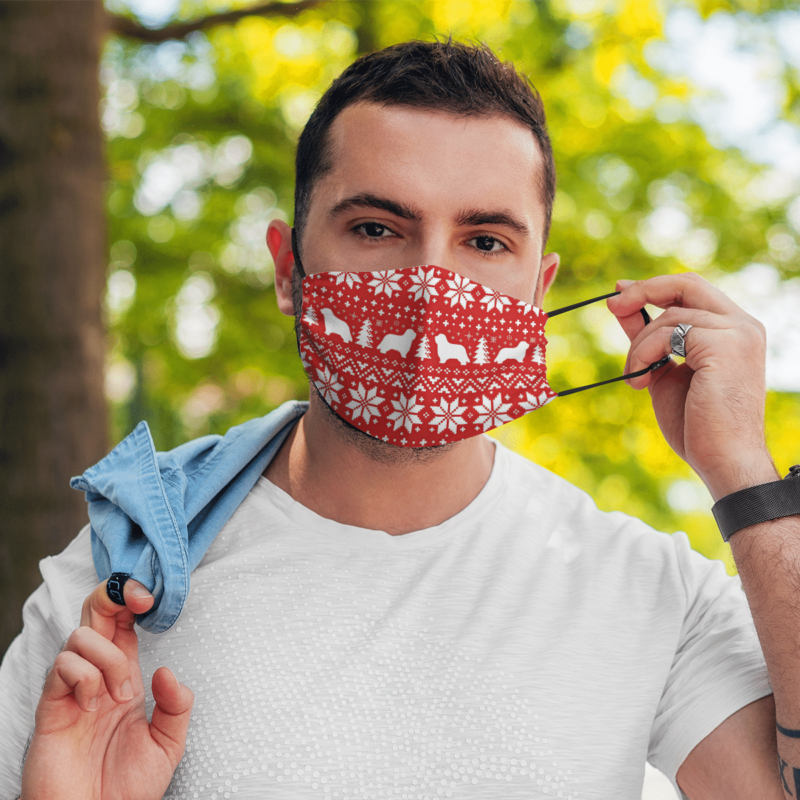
[613,308,647,344]
[149,667,194,767]
[608,273,739,318]
[63,626,135,704]
[609,290,728,356]
[43,650,104,714]
[627,306,727,362]
[80,579,154,637]
[626,319,729,390]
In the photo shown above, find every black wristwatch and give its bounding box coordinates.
[713,465,800,542]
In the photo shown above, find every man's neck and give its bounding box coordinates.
[264,397,495,535]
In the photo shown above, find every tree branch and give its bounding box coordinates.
[106,0,320,43]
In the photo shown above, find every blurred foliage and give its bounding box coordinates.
[101,0,799,570]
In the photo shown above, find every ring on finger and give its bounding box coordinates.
[670,323,692,358]
[106,573,130,606]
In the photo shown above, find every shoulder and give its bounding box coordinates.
[493,440,728,596]
[32,524,99,636]
[496,440,665,541]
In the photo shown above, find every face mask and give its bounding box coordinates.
[292,240,668,447]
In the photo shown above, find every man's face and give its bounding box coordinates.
[299,102,557,308]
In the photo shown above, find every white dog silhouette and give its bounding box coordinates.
[495,341,529,363]
[321,308,352,343]
[435,334,469,365]
[377,329,417,358]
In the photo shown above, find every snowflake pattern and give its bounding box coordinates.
[520,390,552,412]
[346,383,385,423]
[315,365,344,406]
[368,271,403,297]
[333,271,362,289]
[430,398,468,434]
[388,394,423,432]
[408,268,440,302]
[480,289,511,313]
[298,264,556,447]
[474,393,514,431]
[444,274,476,309]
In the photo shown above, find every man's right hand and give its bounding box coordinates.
[20,579,194,800]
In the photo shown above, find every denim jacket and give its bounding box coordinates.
[70,400,307,633]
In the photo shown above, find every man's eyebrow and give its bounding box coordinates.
[328,193,421,221]
[456,208,531,237]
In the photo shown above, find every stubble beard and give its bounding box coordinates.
[292,263,456,467]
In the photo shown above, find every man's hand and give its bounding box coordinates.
[20,579,194,800]
[607,273,778,499]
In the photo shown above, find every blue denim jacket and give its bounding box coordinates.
[70,400,307,633]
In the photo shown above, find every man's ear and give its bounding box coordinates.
[267,219,296,317]
[534,252,560,308]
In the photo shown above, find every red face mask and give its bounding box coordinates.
[293,233,668,448]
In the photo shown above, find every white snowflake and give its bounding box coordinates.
[315,365,344,406]
[444,274,476,309]
[480,288,511,313]
[408,268,440,302]
[333,271,362,288]
[345,383,385,423]
[368,271,403,297]
[429,398,467,434]
[520,391,551,412]
[388,393,423,432]
[474,393,513,431]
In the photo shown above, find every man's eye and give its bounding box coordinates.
[356,222,392,238]
[470,235,505,253]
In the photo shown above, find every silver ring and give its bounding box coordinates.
[670,323,692,358]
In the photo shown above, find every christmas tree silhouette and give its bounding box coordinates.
[356,319,373,348]
[303,307,318,326]
[532,344,544,364]
[414,334,430,359]
[474,337,489,364]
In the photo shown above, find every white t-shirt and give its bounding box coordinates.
[0,441,771,799]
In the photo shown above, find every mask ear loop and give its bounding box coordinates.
[291,228,307,278]
[546,291,671,397]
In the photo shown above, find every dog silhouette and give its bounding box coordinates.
[321,308,352,343]
[435,334,469,365]
[377,329,417,358]
[495,341,529,363]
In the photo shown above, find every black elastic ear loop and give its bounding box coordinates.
[291,228,306,278]
[546,291,671,397]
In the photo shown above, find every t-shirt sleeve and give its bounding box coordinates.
[647,530,772,798]
[0,526,97,797]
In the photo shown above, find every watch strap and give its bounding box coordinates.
[713,466,800,542]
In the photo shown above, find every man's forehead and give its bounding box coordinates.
[316,102,547,234]
[327,101,544,165]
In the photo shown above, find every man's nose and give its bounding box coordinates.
[408,233,457,273]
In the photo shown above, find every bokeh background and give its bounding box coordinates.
[102,0,800,565]
[1,6,799,794]
[2,1,799,796]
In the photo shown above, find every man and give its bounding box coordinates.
[2,40,797,800]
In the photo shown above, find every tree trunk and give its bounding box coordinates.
[0,0,107,657]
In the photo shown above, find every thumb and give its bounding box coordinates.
[149,667,194,766]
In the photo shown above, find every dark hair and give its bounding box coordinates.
[293,39,556,256]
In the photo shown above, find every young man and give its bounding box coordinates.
[3,40,798,800]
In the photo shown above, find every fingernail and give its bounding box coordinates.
[129,584,153,601]
[88,696,98,711]
[120,680,134,701]
[617,279,634,288]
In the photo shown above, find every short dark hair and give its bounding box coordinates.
[293,39,556,257]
